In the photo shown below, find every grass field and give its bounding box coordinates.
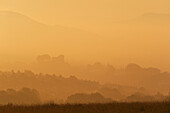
[0,102,170,113]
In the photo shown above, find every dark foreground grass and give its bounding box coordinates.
[0,102,170,113]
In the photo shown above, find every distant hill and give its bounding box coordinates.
[127,13,170,24]
[1,54,170,96]
[0,88,41,105]
[0,11,100,56]
[0,69,147,102]
[0,70,101,102]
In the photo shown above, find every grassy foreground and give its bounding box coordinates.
[0,102,170,113]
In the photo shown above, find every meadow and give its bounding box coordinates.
[0,102,170,113]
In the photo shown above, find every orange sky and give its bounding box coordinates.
[0,0,170,25]
[0,0,170,72]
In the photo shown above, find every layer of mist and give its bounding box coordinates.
[0,11,170,71]
[0,68,170,104]
[0,10,170,105]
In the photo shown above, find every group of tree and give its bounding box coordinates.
[0,88,41,105]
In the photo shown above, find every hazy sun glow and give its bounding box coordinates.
[0,0,170,104]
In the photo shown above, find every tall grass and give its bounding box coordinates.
[0,102,170,113]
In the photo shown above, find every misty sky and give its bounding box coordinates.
[0,0,170,26]
[0,0,170,72]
